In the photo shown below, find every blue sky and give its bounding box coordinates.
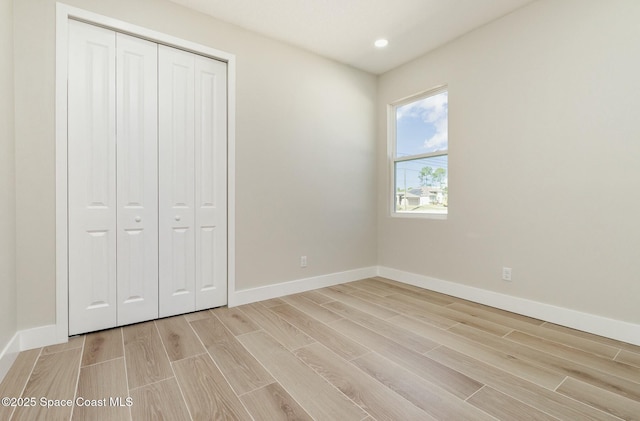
[395,91,448,190]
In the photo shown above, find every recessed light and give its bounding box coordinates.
[374,39,389,48]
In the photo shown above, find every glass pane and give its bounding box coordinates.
[395,156,448,214]
[396,91,448,158]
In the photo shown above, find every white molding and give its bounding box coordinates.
[378,266,640,346]
[6,262,638,383]
[19,325,61,351]
[57,4,235,62]
[229,267,378,307]
[4,264,370,381]
[227,57,236,312]
[55,3,236,340]
[55,2,70,345]
[0,333,20,382]
[0,325,64,383]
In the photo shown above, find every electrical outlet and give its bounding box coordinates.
[502,267,512,281]
[300,256,307,268]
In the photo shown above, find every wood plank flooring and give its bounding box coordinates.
[1,277,639,420]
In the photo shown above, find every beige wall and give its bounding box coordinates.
[377,0,640,324]
[14,0,377,330]
[15,0,637,337]
[0,0,17,349]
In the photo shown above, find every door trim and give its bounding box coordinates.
[55,2,236,342]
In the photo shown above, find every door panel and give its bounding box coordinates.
[68,20,117,335]
[68,22,228,332]
[158,45,196,317]
[194,55,228,310]
[116,33,159,325]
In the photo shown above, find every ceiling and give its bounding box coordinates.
[169,0,536,74]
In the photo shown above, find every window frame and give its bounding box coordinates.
[388,85,448,219]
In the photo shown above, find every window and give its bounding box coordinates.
[391,87,448,216]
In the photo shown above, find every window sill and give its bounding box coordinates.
[391,211,447,220]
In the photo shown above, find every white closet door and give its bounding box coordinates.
[158,45,197,317]
[68,20,117,335]
[116,33,159,325]
[194,55,227,310]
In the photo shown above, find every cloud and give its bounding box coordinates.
[397,92,448,152]
[424,116,448,151]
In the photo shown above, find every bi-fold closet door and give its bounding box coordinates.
[157,46,228,318]
[68,20,227,336]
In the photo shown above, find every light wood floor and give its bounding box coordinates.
[1,277,639,420]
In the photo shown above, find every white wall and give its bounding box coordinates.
[377,0,640,325]
[14,0,377,330]
[0,0,17,351]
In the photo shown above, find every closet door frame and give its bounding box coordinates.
[55,4,236,343]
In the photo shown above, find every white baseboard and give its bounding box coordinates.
[19,324,62,351]
[0,332,21,383]
[229,266,378,307]
[378,266,640,347]
[0,324,67,383]
[3,265,377,381]
[4,263,637,385]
